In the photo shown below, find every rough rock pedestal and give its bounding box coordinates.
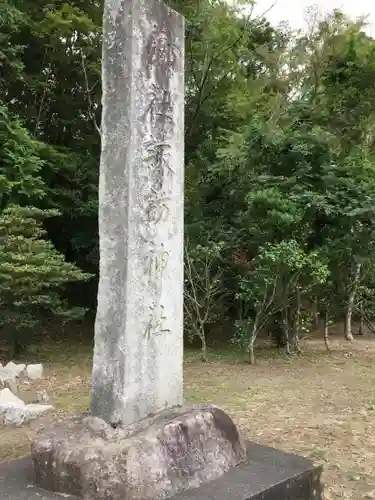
[31,405,246,500]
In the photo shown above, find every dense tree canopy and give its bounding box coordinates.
[1,0,375,360]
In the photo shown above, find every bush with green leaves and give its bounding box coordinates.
[0,104,45,209]
[0,205,93,356]
[233,240,329,363]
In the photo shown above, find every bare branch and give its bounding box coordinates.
[33,48,49,137]
[81,51,101,137]
[257,1,278,21]
[184,244,202,319]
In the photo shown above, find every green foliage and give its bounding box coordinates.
[0,205,93,355]
[192,8,375,357]
[1,0,101,279]
[0,2,26,83]
[3,0,375,360]
[0,104,45,208]
[0,101,93,353]
[232,241,329,361]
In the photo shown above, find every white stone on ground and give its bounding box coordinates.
[0,388,25,408]
[0,388,53,426]
[4,361,26,377]
[0,377,18,394]
[1,404,54,426]
[23,363,43,380]
[0,388,25,424]
[0,363,52,425]
[0,369,18,392]
[0,362,28,393]
[1,406,25,426]
[24,404,54,420]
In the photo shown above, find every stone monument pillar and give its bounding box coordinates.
[31,2,249,498]
[91,0,185,426]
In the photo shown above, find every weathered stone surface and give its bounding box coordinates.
[0,388,25,425]
[91,0,185,426]
[35,390,49,404]
[0,388,53,426]
[4,362,17,374]
[0,388,24,408]
[1,405,54,426]
[32,405,246,500]
[1,405,26,426]
[23,364,43,380]
[0,362,27,391]
[0,369,18,393]
[5,378,19,394]
[4,362,26,377]
[24,404,54,420]
[1,443,323,500]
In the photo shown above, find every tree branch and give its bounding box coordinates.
[81,51,101,137]
[187,9,254,137]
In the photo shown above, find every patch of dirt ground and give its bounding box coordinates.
[1,337,375,500]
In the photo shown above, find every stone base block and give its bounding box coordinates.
[31,404,247,500]
[0,442,323,500]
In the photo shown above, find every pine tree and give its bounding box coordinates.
[0,205,93,356]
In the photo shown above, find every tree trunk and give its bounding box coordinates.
[283,307,291,355]
[200,327,208,362]
[345,262,361,341]
[358,302,364,335]
[248,342,255,365]
[247,318,258,365]
[293,287,302,353]
[313,296,319,329]
[324,310,330,351]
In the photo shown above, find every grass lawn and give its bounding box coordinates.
[1,336,375,500]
